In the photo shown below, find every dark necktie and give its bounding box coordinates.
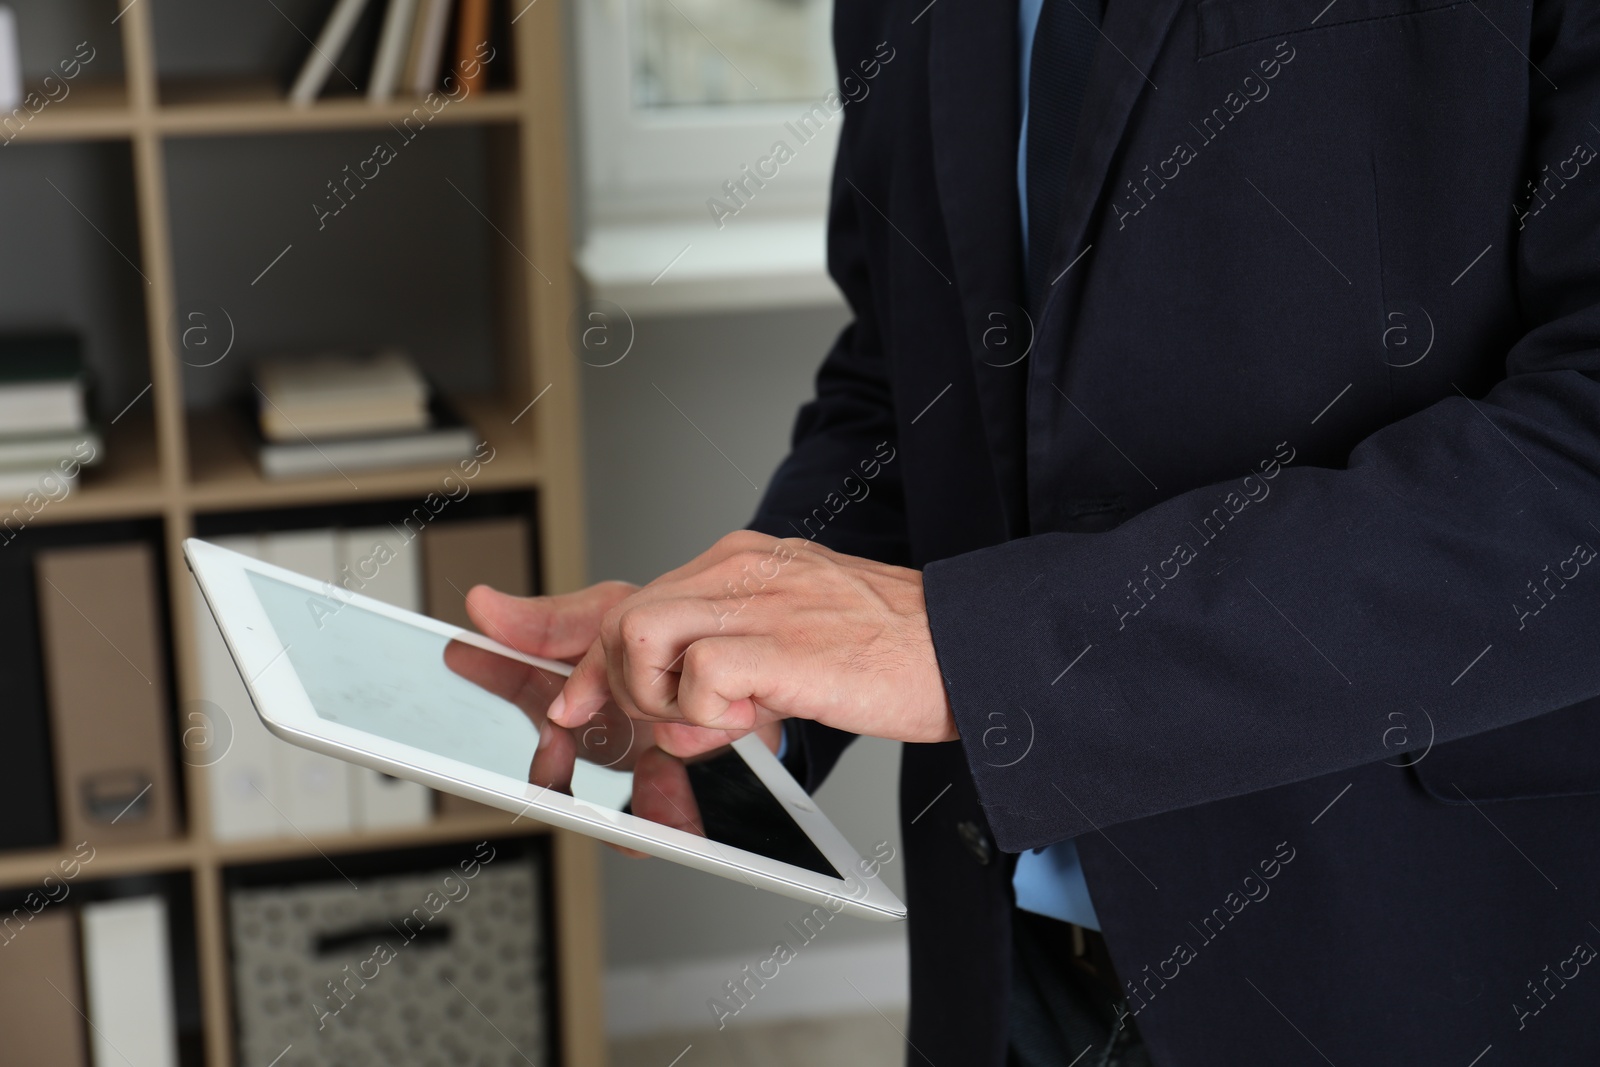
[1027,0,1104,313]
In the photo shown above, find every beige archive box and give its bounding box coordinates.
[34,542,178,844]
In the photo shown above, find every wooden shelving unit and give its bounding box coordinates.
[3,2,602,1065]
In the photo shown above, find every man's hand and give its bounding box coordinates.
[544,531,957,757]
[464,579,782,761]
[465,579,640,663]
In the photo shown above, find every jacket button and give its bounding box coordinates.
[956,820,992,866]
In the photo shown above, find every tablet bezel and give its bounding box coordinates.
[184,536,905,921]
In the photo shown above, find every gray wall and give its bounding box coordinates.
[579,305,910,967]
[0,141,148,421]
[9,0,125,81]
[163,126,500,409]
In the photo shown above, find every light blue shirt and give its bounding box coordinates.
[776,726,1098,928]
[1012,0,1101,931]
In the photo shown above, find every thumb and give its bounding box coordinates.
[465,581,635,660]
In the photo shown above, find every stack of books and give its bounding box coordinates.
[251,350,477,478]
[0,334,102,499]
[289,0,496,106]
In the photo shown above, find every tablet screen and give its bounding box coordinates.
[247,571,839,878]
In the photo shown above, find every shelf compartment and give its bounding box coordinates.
[0,138,160,520]
[0,140,151,411]
[162,123,506,409]
[149,0,520,130]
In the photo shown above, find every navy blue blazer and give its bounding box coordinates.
[752,1,1600,1064]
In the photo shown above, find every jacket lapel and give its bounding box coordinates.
[928,0,1029,535]
[1024,0,1185,530]
[1033,0,1186,327]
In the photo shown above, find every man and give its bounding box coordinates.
[471,0,1600,1062]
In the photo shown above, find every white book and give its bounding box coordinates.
[338,526,434,828]
[0,464,78,500]
[0,427,102,467]
[255,350,430,442]
[407,0,455,96]
[401,0,440,92]
[195,535,293,842]
[0,6,20,112]
[288,0,374,106]
[368,0,421,101]
[0,379,86,435]
[256,351,427,411]
[257,530,357,835]
[258,419,476,479]
[81,897,179,1067]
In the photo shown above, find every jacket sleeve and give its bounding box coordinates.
[924,3,1600,852]
[749,94,910,791]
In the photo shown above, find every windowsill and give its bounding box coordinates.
[575,216,843,317]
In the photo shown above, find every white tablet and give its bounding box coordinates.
[183,537,905,921]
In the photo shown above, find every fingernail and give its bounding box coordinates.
[548,691,567,725]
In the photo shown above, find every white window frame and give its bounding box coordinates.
[570,0,848,313]
[573,0,842,226]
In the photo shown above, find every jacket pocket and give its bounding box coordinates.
[1411,698,1600,804]
[1196,0,1466,57]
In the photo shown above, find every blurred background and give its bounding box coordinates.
[0,0,905,1065]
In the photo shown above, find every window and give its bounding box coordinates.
[631,0,833,109]
[575,0,840,224]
